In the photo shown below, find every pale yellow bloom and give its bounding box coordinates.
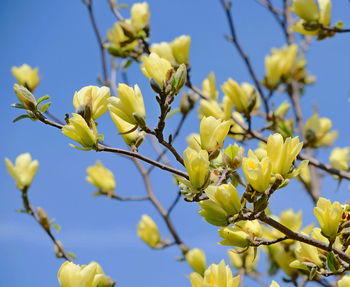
[291,0,320,22]
[199,199,229,226]
[218,226,251,248]
[58,261,114,287]
[62,113,99,150]
[221,79,260,113]
[150,42,175,63]
[141,53,172,88]
[279,209,303,232]
[267,133,303,176]
[170,35,191,64]
[199,99,226,120]
[108,83,146,126]
[189,260,240,287]
[338,276,350,287]
[290,241,323,270]
[267,244,297,277]
[12,64,40,92]
[314,197,342,238]
[187,134,202,152]
[106,22,138,56]
[298,165,311,186]
[186,248,207,276]
[86,161,116,194]
[199,116,231,151]
[205,183,241,215]
[137,214,161,248]
[329,147,350,171]
[202,72,219,100]
[270,281,280,287]
[5,153,39,190]
[242,150,272,193]
[183,147,210,190]
[130,2,150,31]
[110,112,143,146]
[73,86,110,120]
[303,113,337,148]
[319,0,332,26]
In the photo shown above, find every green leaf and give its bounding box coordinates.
[40,102,52,113]
[67,252,77,260]
[16,209,27,213]
[52,224,61,232]
[37,94,50,105]
[118,3,128,9]
[327,251,337,272]
[122,59,133,69]
[11,103,26,109]
[13,114,30,123]
[166,108,180,119]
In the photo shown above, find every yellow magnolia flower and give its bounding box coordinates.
[270,281,280,287]
[202,72,219,100]
[108,83,146,126]
[218,226,251,248]
[199,116,231,152]
[267,133,303,177]
[303,113,337,148]
[279,209,303,232]
[189,260,240,287]
[228,247,258,272]
[137,214,161,248]
[106,22,138,56]
[73,86,110,120]
[290,241,323,270]
[267,243,297,277]
[12,64,40,92]
[264,44,297,89]
[86,161,116,194]
[199,199,229,227]
[130,2,150,31]
[110,112,144,147]
[170,35,191,64]
[187,134,202,152]
[319,0,332,27]
[223,144,244,170]
[58,261,114,287]
[205,183,242,215]
[141,52,172,88]
[183,147,210,191]
[5,153,39,190]
[298,164,311,187]
[314,197,342,238]
[291,0,320,22]
[242,150,272,193]
[186,248,207,276]
[13,84,37,112]
[329,147,350,171]
[338,276,350,287]
[150,42,175,63]
[62,113,100,150]
[221,79,260,113]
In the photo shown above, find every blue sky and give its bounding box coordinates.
[1,0,350,286]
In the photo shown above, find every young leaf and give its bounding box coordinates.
[13,114,30,123]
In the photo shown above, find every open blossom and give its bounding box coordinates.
[131,2,150,31]
[137,214,161,248]
[12,64,40,92]
[141,53,172,88]
[86,161,116,194]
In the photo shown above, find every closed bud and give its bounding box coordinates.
[218,226,251,248]
[137,214,161,248]
[199,200,229,227]
[54,240,65,258]
[242,150,272,193]
[223,144,244,170]
[170,35,191,64]
[185,248,206,276]
[183,147,210,191]
[171,64,187,94]
[73,86,110,120]
[86,161,116,195]
[314,197,342,239]
[199,116,231,152]
[62,114,100,150]
[12,64,40,92]
[5,153,39,190]
[141,53,172,88]
[329,147,350,171]
[291,0,320,22]
[205,183,241,215]
[108,84,146,126]
[37,207,50,231]
[130,2,150,31]
[13,84,37,112]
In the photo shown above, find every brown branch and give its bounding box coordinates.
[84,0,109,84]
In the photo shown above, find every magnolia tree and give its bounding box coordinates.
[5,0,350,286]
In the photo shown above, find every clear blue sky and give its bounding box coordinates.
[1,0,350,286]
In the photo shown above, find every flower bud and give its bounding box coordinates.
[223,144,244,170]
[13,84,37,112]
[130,2,150,31]
[199,116,231,152]
[314,197,342,239]
[5,153,39,190]
[199,200,229,227]
[37,207,50,231]
[12,64,40,92]
[54,240,65,258]
[62,114,100,150]
[86,161,116,195]
[141,53,172,88]
[218,226,251,248]
[171,64,187,94]
[170,35,191,64]
[185,248,206,276]
[73,86,110,120]
[329,147,350,171]
[137,214,161,248]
